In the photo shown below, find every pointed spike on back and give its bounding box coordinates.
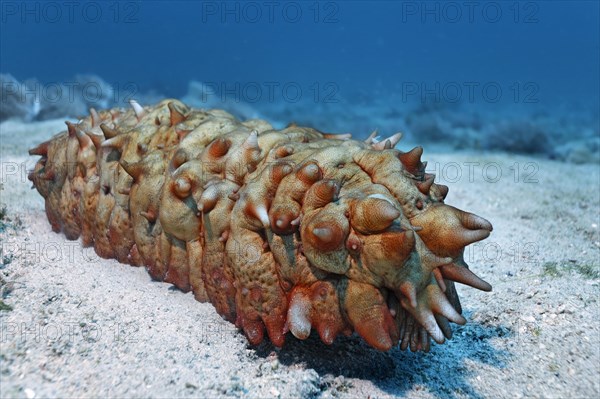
[398,146,423,174]
[89,108,101,127]
[28,141,49,156]
[101,134,129,149]
[65,121,77,137]
[244,130,260,150]
[168,101,186,126]
[99,123,118,139]
[74,126,93,149]
[129,99,146,120]
[85,132,103,149]
[364,129,378,144]
[417,173,435,194]
[371,139,390,150]
[388,132,403,146]
[432,184,449,201]
[372,132,402,150]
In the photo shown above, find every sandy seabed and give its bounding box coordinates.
[0,118,598,399]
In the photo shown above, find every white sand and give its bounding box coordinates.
[1,119,598,398]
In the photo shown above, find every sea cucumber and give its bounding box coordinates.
[28,99,493,351]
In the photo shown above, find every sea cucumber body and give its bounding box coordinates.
[28,99,493,351]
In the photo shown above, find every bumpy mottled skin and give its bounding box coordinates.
[28,99,494,352]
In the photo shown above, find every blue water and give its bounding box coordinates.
[1,1,599,152]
